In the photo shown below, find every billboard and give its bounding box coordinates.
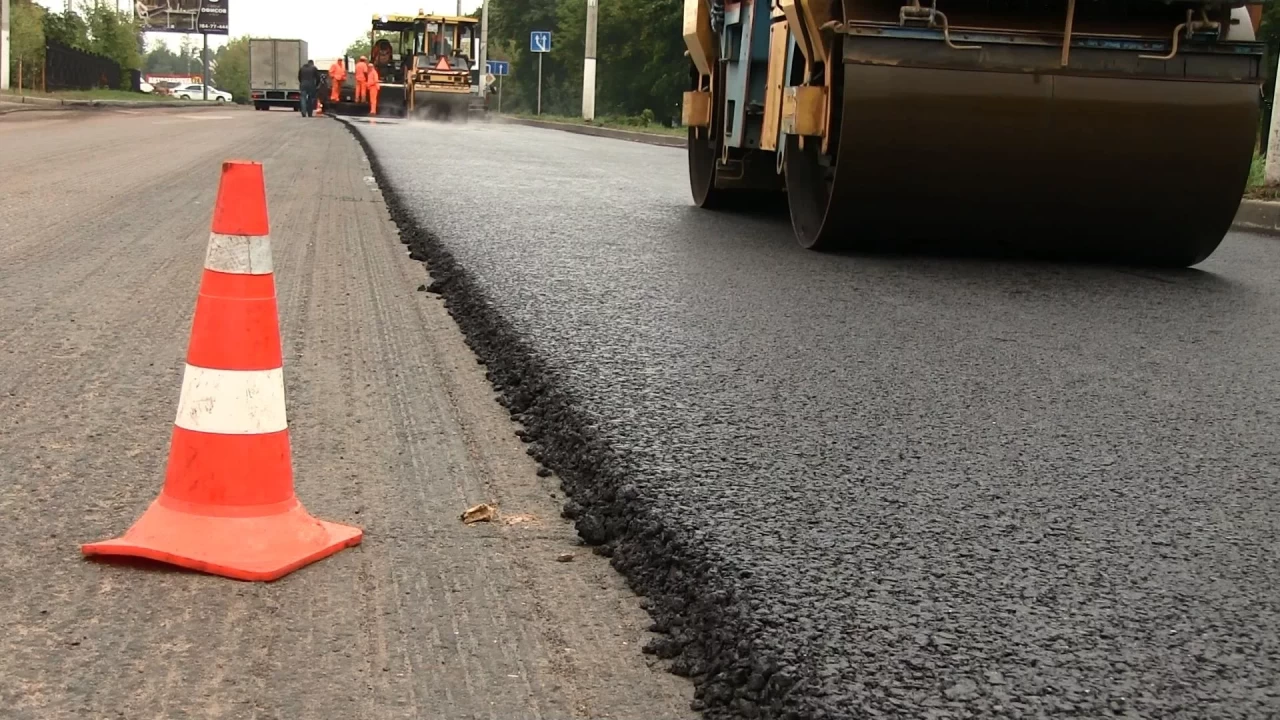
[135,0,229,35]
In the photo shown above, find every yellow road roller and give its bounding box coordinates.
[350,13,485,120]
[682,0,1265,266]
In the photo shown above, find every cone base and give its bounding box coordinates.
[82,496,363,582]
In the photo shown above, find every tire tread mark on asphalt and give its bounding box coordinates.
[346,154,565,720]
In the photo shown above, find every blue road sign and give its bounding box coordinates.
[487,60,510,76]
[530,31,552,53]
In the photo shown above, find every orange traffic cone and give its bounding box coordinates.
[82,160,363,582]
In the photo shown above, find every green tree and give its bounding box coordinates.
[213,36,251,103]
[9,0,46,91]
[482,0,686,123]
[80,1,142,76]
[42,9,90,50]
[144,41,188,74]
[179,35,197,75]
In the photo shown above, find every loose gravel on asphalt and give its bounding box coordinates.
[0,108,694,720]
[349,117,1280,720]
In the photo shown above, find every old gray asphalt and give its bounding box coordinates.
[0,108,694,719]
[351,117,1280,719]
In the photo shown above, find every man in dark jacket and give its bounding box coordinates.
[298,60,319,117]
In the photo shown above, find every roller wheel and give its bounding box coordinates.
[688,62,734,209]
[783,40,849,251]
[784,134,840,250]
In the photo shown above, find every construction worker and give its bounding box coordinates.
[354,55,370,104]
[328,58,346,103]
[297,59,318,118]
[367,63,380,116]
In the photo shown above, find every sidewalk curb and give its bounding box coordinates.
[0,93,224,111]
[1232,199,1280,236]
[495,115,684,148]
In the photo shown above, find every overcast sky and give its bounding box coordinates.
[31,1,484,59]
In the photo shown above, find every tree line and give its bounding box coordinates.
[7,0,141,90]
[328,0,687,125]
[481,0,687,125]
[10,0,1280,129]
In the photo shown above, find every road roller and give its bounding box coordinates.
[682,0,1266,266]
[328,13,487,120]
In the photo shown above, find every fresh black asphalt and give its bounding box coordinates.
[345,116,1280,720]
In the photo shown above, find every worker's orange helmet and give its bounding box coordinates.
[359,55,367,61]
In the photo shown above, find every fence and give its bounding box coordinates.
[43,41,123,92]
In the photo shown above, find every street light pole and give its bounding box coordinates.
[202,33,209,101]
[582,0,597,121]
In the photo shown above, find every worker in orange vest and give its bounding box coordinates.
[367,63,381,116]
[328,58,347,102]
[354,55,370,103]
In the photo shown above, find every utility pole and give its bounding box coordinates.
[1266,51,1280,186]
[457,0,462,16]
[582,0,597,121]
[478,0,488,98]
[1,0,10,91]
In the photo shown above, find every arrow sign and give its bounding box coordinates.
[530,31,552,53]
[487,60,510,76]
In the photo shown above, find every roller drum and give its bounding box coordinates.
[374,85,408,117]
[789,51,1260,266]
[411,90,474,121]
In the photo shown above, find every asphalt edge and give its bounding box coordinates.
[335,116,814,720]
[493,115,685,148]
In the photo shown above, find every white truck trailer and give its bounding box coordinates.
[248,38,310,111]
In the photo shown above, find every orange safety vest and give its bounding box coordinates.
[329,61,346,82]
[367,66,380,87]
[354,61,369,83]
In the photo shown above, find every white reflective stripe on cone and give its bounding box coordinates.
[205,233,274,275]
[174,365,288,435]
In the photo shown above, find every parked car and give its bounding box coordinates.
[172,84,232,102]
